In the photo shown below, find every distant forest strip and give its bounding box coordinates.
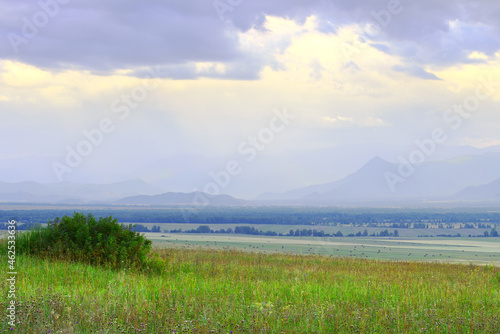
[168,225,399,237]
[1,207,500,229]
[139,224,499,238]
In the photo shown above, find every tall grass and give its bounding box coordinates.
[1,247,499,333]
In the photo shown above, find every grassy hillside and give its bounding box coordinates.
[2,248,500,333]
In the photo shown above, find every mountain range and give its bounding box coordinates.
[3,144,500,199]
[259,153,500,205]
[455,178,500,201]
[0,151,499,206]
[0,179,161,203]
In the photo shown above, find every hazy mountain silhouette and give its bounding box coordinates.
[454,178,500,201]
[2,152,500,206]
[0,180,161,203]
[3,144,500,199]
[115,191,245,206]
[258,153,500,204]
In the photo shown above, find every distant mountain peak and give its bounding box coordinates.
[357,156,393,172]
[367,155,390,165]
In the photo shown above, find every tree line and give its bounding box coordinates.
[168,225,400,238]
[2,207,500,229]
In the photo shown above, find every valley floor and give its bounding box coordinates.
[148,233,500,266]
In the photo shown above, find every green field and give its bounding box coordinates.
[2,248,500,333]
[147,232,500,265]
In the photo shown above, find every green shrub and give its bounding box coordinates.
[16,212,152,269]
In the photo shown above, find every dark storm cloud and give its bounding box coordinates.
[1,0,499,79]
[1,1,243,70]
[357,0,500,67]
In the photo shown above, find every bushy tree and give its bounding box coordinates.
[17,212,152,269]
[196,225,211,233]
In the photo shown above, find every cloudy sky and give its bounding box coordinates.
[1,0,500,193]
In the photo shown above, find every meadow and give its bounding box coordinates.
[2,246,500,333]
[1,210,499,333]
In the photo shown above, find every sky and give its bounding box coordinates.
[1,0,500,195]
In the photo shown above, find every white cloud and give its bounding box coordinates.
[323,116,388,127]
[461,138,500,148]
